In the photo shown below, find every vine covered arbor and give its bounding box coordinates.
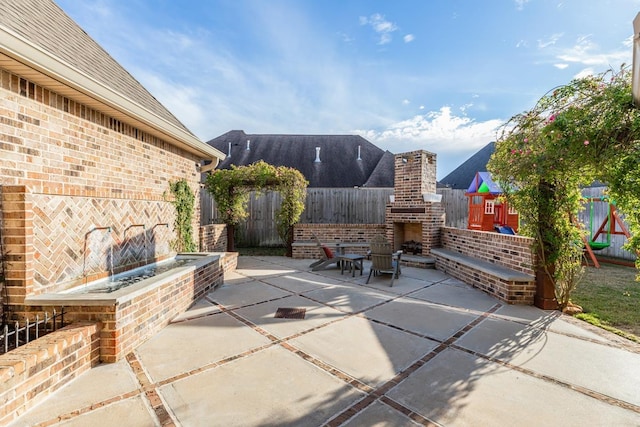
[489,67,640,309]
[205,161,308,254]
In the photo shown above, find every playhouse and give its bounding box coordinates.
[466,171,519,232]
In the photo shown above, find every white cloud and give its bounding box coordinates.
[556,35,631,68]
[403,34,415,43]
[537,33,564,49]
[514,0,530,11]
[354,107,503,178]
[554,63,569,69]
[574,68,596,79]
[355,106,502,154]
[402,99,410,105]
[360,13,398,45]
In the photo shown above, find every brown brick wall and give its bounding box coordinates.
[200,224,228,252]
[436,227,537,304]
[0,69,204,311]
[0,322,101,425]
[292,224,385,258]
[440,227,535,275]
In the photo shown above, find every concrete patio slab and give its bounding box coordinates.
[289,316,439,387]
[207,279,292,309]
[386,348,640,426]
[135,312,272,382]
[409,280,498,313]
[456,316,640,407]
[302,284,394,313]
[53,396,158,427]
[159,345,365,426]
[365,296,484,341]
[358,274,432,295]
[170,297,222,323]
[341,400,421,426]
[233,294,347,339]
[9,256,640,427]
[260,271,340,293]
[8,360,140,427]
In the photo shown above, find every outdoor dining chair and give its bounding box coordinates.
[366,234,402,286]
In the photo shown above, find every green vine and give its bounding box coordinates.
[167,179,196,252]
[488,66,640,308]
[205,161,308,245]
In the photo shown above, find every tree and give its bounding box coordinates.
[205,161,308,253]
[489,67,640,309]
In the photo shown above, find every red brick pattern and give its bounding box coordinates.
[0,322,101,426]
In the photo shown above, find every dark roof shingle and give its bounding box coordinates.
[207,130,394,188]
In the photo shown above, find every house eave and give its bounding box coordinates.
[0,25,224,165]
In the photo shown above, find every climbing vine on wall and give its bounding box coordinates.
[205,161,308,248]
[167,179,196,252]
[488,67,640,308]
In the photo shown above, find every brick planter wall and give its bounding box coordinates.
[0,322,101,425]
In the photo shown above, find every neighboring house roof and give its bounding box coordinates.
[206,130,395,188]
[0,0,224,162]
[438,142,495,189]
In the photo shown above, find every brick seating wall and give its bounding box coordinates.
[436,227,537,305]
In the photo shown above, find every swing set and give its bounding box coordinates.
[582,196,630,268]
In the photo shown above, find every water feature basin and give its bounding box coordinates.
[25,252,235,362]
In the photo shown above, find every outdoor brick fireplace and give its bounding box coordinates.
[385,150,445,256]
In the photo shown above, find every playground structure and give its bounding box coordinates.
[582,196,631,268]
[466,172,519,233]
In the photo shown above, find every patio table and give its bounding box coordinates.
[338,253,365,277]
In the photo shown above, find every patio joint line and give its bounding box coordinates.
[325,303,502,426]
[126,352,178,426]
[450,342,640,415]
[27,390,142,427]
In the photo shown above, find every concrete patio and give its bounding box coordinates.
[9,256,640,426]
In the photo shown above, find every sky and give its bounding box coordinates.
[56,0,640,179]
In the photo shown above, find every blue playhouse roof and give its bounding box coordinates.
[466,171,503,194]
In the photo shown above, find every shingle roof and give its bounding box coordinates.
[207,130,394,188]
[0,0,189,133]
[438,142,495,189]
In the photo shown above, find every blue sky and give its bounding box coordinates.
[57,0,639,178]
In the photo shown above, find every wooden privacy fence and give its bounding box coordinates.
[201,186,635,261]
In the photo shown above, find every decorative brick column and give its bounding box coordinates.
[1,185,34,314]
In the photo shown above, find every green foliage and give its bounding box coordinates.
[488,67,640,308]
[167,179,196,252]
[205,161,308,244]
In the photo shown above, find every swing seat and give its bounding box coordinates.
[588,241,610,251]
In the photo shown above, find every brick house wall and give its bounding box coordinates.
[0,69,204,314]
